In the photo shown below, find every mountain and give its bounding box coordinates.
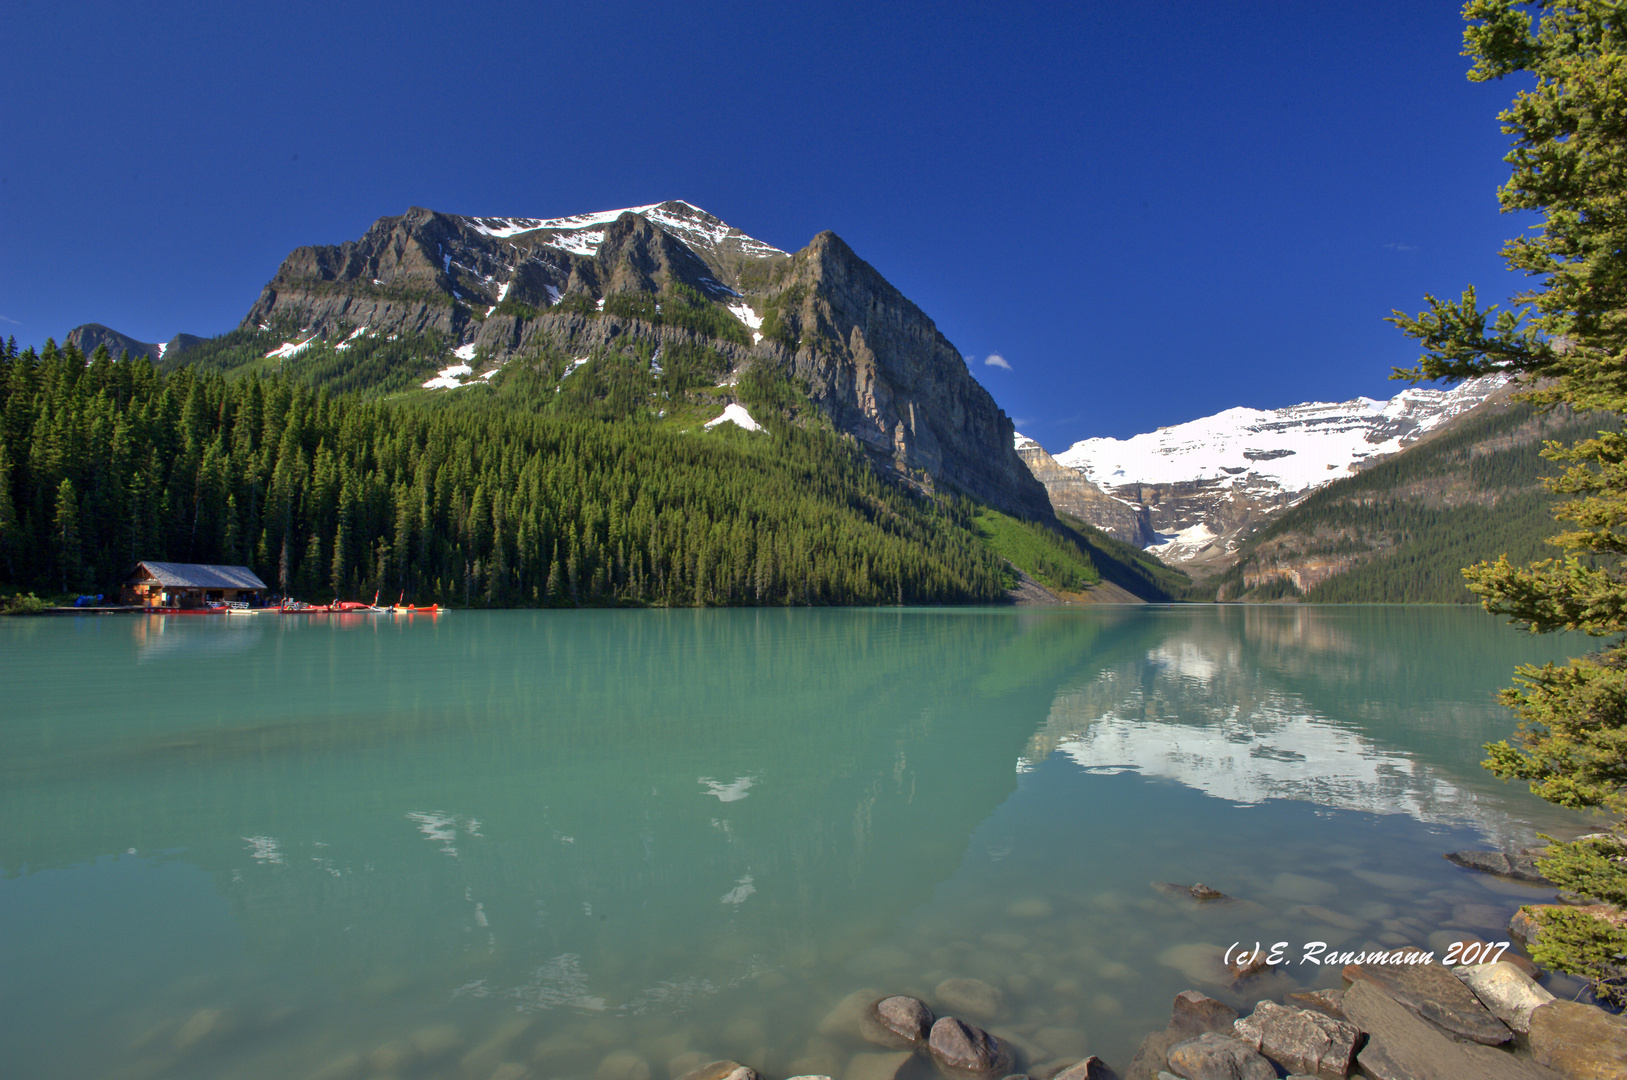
[1018,375,1513,575]
[1205,396,1619,603]
[63,324,205,364]
[238,200,1050,520]
[12,202,1123,608]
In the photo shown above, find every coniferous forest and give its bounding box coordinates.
[0,334,1119,607]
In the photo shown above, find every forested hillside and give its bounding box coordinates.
[1199,396,1618,603]
[0,336,1125,607]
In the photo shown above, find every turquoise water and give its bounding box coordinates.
[0,606,1595,1079]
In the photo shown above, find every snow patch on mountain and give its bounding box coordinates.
[727,302,764,344]
[266,338,317,360]
[705,404,763,433]
[423,363,473,390]
[461,201,784,261]
[1052,375,1508,494]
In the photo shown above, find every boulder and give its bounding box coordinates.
[1232,1000,1360,1077]
[1284,988,1345,1019]
[1151,882,1230,903]
[1164,1032,1275,1080]
[871,995,934,1047]
[1529,1000,1627,1080]
[1343,958,1513,1045]
[1452,961,1555,1035]
[673,1063,758,1080]
[1124,1029,1178,1080]
[1341,981,1564,1080]
[928,1017,1009,1077]
[1050,1058,1110,1080]
[1227,950,1273,983]
[1512,903,1627,951]
[1168,991,1239,1041]
[936,978,1005,1021]
[1444,850,1552,884]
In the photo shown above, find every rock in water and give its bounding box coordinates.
[1232,1000,1361,1077]
[1169,990,1239,1040]
[596,1049,653,1080]
[935,978,1004,1021]
[1049,1056,1110,1080]
[1444,850,1553,884]
[841,1051,911,1080]
[1452,961,1554,1035]
[1343,980,1570,1080]
[928,1017,1008,1077]
[871,995,934,1046]
[817,987,885,1039]
[1165,1032,1275,1080]
[1342,958,1513,1045]
[1529,1000,1627,1080]
[1284,988,1345,1020]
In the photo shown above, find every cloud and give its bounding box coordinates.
[984,354,1012,370]
[0,314,18,324]
[1383,242,1419,252]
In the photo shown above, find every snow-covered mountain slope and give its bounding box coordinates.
[1020,375,1513,569]
[1054,375,1508,491]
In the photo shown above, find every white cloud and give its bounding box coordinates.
[984,354,1012,370]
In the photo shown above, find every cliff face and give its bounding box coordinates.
[234,202,1048,520]
[765,233,1051,519]
[1015,437,1154,543]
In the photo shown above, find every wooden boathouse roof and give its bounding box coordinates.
[129,562,268,590]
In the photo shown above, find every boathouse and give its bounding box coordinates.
[122,562,269,609]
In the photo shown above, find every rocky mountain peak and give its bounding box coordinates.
[226,201,1052,521]
[1022,375,1516,570]
[63,323,203,364]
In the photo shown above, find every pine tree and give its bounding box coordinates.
[1391,0,1627,1003]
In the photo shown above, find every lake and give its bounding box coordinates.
[0,605,1595,1079]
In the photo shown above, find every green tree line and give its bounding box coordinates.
[0,336,1018,607]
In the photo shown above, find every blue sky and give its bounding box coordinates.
[2,1,1527,445]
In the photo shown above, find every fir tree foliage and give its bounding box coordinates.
[0,336,1019,608]
[1390,0,1627,1003]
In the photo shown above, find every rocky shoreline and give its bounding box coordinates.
[122,846,1627,1080]
[652,851,1627,1080]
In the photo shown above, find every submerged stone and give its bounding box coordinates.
[1168,990,1238,1041]
[841,1051,911,1080]
[871,995,934,1046]
[935,977,1003,1021]
[596,1048,653,1080]
[1444,850,1552,884]
[928,1017,1008,1077]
